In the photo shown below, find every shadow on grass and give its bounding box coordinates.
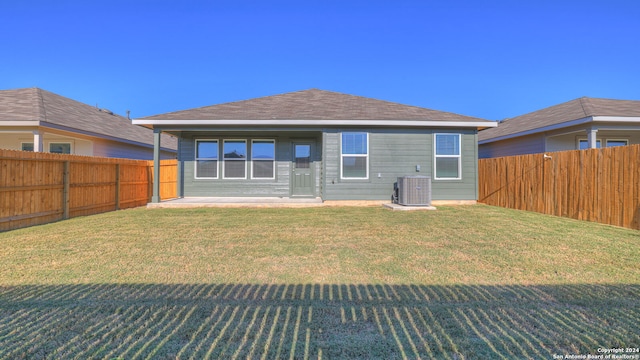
[0,283,638,359]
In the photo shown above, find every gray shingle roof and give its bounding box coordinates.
[0,87,177,150]
[479,97,640,142]
[141,88,490,123]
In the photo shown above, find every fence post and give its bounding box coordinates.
[63,161,70,219]
[115,164,120,210]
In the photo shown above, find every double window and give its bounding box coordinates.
[434,134,461,180]
[341,132,368,179]
[578,138,628,149]
[195,139,275,179]
[20,142,72,153]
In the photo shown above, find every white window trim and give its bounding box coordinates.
[223,139,248,179]
[340,132,369,180]
[605,138,629,147]
[48,141,73,154]
[434,133,462,180]
[251,139,276,180]
[194,139,219,179]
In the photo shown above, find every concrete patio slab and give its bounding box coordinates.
[147,197,324,208]
[383,203,437,211]
[148,197,449,209]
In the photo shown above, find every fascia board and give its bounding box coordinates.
[133,119,497,129]
[593,116,640,122]
[0,121,41,126]
[479,116,593,145]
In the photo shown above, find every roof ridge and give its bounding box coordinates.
[578,97,595,117]
[33,87,48,122]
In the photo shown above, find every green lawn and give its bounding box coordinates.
[0,205,638,359]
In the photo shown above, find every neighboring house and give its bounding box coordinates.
[0,87,177,159]
[133,89,496,203]
[478,97,640,158]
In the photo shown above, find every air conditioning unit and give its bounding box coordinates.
[397,176,431,206]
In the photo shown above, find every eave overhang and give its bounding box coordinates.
[478,116,640,145]
[133,119,498,130]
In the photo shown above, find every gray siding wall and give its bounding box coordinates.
[179,131,321,197]
[322,129,479,201]
[545,129,640,152]
[478,134,545,158]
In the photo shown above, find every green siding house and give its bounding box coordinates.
[134,89,496,203]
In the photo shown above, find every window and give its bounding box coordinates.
[49,143,71,154]
[578,139,602,150]
[606,139,628,147]
[341,132,368,179]
[251,140,275,179]
[434,134,461,180]
[294,144,311,169]
[21,142,34,151]
[195,140,218,179]
[223,140,247,179]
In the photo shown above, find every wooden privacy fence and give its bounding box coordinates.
[0,150,177,231]
[478,144,640,230]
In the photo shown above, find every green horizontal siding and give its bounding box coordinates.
[179,131,321,197]
[322,129,478,201]
[174,129,479,201]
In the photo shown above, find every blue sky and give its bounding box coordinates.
[1,0,639,120]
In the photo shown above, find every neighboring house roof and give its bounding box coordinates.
[479,97,640,143]
[0,87,177,150]
[136,89,496,129]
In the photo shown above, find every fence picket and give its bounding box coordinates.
[479,145,640,230]
[0,150,177,231]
